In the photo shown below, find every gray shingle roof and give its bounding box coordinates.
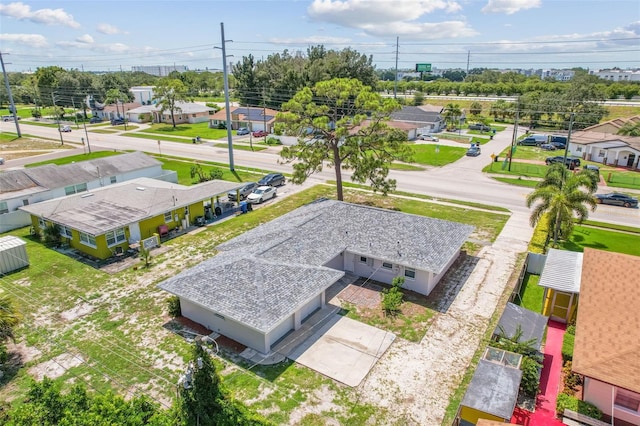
[391,106,443,124]
[1,152,161,193]
[495,302,548,351]
[538,248,583,293]
[158,251,344,333]
[20,177,244,235]
[461,359,522,420]
[218,199,474,274]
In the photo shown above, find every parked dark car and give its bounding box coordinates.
[518,137,540,146]
[258,173,285,187]
[236,127,250,135]
[466,146,481,157]
[227,182,258,201]
[89,117,103,123]
[550,141,566,150]
[595,193,638,208]
[111,117,125,125]
[468,123,491,131]
[540,143,556,151]
[545,156,581,168]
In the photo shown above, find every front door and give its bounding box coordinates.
[550,291,573,323]
[628,153,636,168]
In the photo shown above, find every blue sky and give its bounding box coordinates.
[1,0,639,72]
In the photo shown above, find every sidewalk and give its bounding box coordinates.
[512,320,566,425]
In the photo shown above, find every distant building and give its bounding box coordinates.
[131,65,188,77]
[592,69,640,82]
[130,86,155,105]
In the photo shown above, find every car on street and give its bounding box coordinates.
[545,156,581,168]
[0,157,5,165]
[258,173,285,187]
[466,146,481,157]
[59,125,72,132]
[246,186,276,204]
[417,134,439,142]
[540,143,556,151]
[90,117,103,123]
[468,123,491,131]
[110,118,125,125]
[595,193,638,208]
[252,130,268,137]
[227,182,258,201]
[236,127,250,135]
[2,115,20,122]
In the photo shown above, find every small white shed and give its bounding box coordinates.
[0,236,29,274]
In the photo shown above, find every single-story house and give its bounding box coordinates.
[457,359,523,425]
[391,104,447,135]
[583,115,640,135]
[158,199,473,354]
[209,106,279,132]
[537,248,583,323]
[572,248,640,426]
[493,302,548,351]
[20,177,244,260]
[568,131,640,169]
[1,152,176,233]
[125,102,215,125]
[95,102,142,121]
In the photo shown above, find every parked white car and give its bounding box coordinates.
[246,186,276,204]
[60,125,72,132]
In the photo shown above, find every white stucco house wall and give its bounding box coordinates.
[126,102,214,125]
[569,131,640,170]
[130,86,155,105]
[158,199,473,354]
[0,152,177,233]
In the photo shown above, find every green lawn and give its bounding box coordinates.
[139,122,229,139]
[155,157,265,185]
[120,132,195,144]
[0,132,20,142]
[25,151,123,167]
[513,273,544,313]
[483,161,548,177]
[560,226,640,256]
[492,177,540,187]
[90,129,119,134]
[580,220,640,234]
[389,162,424,171]
[409,144,467,166]
[500,145,553,161]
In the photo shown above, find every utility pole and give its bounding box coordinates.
[508,101,519,171]
[466,50,470,74]
[218,22,235,171]
[0,52,22,137]
[52,93,64,146]
[562,113,576,167]
[393,36,399,99]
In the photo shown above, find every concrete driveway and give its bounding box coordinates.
[285,313,395,387]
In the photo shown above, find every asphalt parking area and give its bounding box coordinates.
[286,314,395,387]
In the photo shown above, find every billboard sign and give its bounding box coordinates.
[415,63,432,72]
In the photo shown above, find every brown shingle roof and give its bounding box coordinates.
[570,131,640,151]
[583,115,640,132]
[572,248,640,393]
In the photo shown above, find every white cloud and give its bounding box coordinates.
[0,33,48,47]
[307,0,471,39]
[56,40,132,53]
[76,34,94,44]
[268,35,354,44]
[0,2,80,28]
[97,23,127,35]
[481,0,541,15]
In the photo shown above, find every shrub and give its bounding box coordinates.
[520,356,542,398]
[265,136,282,145]
[168,296,181,317]
[382,276,405,315]
[43,223,62,247]
[561,361,583,394]
[556,393,602,419]
[566,324,576,335]
[562,332,575,362]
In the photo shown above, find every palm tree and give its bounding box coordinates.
[526,164,598,247]
[0,294,22,342]
[443,103,462,130]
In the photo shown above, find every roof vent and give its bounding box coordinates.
[81,193,94,198]
[136,187,146,191]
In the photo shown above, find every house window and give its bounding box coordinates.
[382,262,393,270]
[65,183,88,195]
[106,228,126,246]
[360,256,367,263]
[576,146,582,152]
[79,232,96,247]
[23,199,29,206]
[164,212,173,222]
[615,391,640,411]
[60,225,73,238]
[110,176,117,184]
[404,267,416,279]
[0,201,8,215]
[598,150,605,157]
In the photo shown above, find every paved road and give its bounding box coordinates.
[2,121,638,227]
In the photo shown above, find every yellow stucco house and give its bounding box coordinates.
[21,177,244,260]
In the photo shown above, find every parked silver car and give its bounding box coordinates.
[227,182,258,201]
